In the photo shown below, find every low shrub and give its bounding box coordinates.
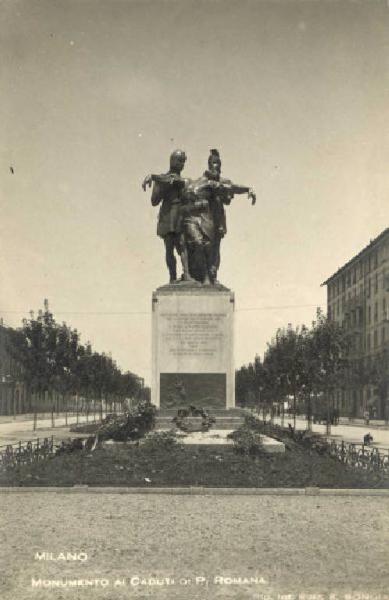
[69,422,99,434]
[141,430,179,452]
[243,413,263,431]
[55,436,96,454]
[227,426,264,456]
[96,400,156,442]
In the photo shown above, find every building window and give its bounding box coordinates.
[368,305,371,324]
[374,302,378,322]
[374,251,378,269]
[328,306,332,320]
[374,330,378,348]
[382,327,386,344]
[383,298,387,320]
[353,267,356,284]
[367,333,371,351]
[367,278,371,298]
[342,276,346,292]
[375,273,378,293]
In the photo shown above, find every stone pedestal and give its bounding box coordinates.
[151,283,235,409]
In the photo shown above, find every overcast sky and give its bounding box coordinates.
[1,0,388,383]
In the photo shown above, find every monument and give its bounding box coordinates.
[143,149,255,410]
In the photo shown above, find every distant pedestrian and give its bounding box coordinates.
[364,410,370,425]
[363,433,373,446]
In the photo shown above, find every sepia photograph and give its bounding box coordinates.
[1,0,389,598]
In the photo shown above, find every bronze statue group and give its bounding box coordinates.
[142,149,256,285]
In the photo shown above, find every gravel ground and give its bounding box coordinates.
[0,492,388,600]
[0,416,103,446]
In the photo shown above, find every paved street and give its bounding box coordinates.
[0,413,107,447]
[0,491,388,600]
[272,415,389,451]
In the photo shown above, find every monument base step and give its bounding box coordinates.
[158,429,286,453]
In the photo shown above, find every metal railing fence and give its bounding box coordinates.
[259,420,389,475]
[0,436,55,469]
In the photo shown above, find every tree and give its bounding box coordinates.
[6,300,146,413]
[368,349,389,422]
[263,324,309,430]
[308,309,351,434]
[235,355,267,409]
[236,308,351,434]
[235,363,256,407]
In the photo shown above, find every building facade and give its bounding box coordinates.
[323,228,389,418]
[0,323,29,415]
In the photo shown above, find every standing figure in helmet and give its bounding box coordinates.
[181,149,256,284]
[204,149,256,283]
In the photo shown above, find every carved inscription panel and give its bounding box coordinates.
[161,312,226,358]
[154,292,234,375]
[152,290,235,406]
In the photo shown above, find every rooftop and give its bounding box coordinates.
[321,227,389,286]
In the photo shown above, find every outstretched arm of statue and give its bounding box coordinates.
[142,172,184,191]
[218,180,256,205]
[150,181,162,206]
[247,188,256,205]
[142,173,154,191]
